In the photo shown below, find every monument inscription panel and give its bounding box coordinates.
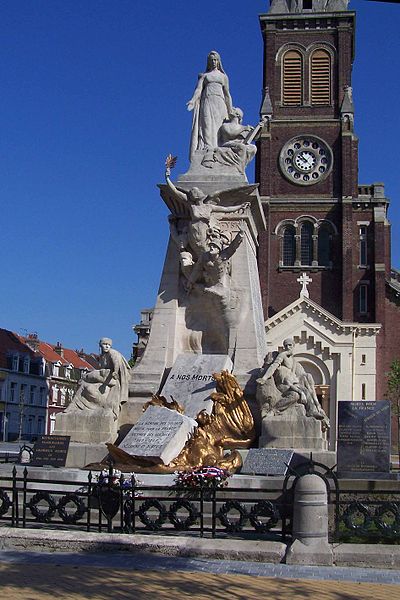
[118,405,197,465]
[160,353,233,419]
[32,435,70,467]
[242,448,295,476]
[337,401,391,473]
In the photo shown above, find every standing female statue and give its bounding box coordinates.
[187,51,233,161]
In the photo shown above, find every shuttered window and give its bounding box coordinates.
[282,50,303,106]
[311,50,331,105]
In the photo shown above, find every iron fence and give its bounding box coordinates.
[0,465,292,540]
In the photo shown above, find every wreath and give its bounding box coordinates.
[0,489,12,517]
[249,500,279,533]
[217,500,248,532]
[342,501,371,533]
[168,499,199,530]
[374,502,400,535]
[28,492,57,523]
[58,494,86,524]
[137,499,167,530]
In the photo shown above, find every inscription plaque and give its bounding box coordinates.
[31,435,70,467]
[160,353,233,419]
[242,449,295,476]
[118,405,197,465]
[337,400,391,474]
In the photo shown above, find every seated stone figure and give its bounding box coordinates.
[201,107,257,174]
[55,338,130,444]
[256,338,329,428]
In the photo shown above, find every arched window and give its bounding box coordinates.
[318,225,331,266]
[282,50,303,106]
[300,222,313,265]
[310,49,331,105]
[283,226,296,266]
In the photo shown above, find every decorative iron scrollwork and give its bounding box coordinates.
[57,494,86,524]
[217,500,248,532]
[138,499,167,530]
[168,499,199,530]
[0,489,12,517]
[374,502,400,535]
[28,492,57,522]
[342,501,372,533]
[249,500,279,533]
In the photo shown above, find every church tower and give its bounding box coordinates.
[256,0,392,401]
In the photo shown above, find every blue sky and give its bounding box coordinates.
[2,0,399,358]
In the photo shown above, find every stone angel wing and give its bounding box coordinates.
[204,184,258,206]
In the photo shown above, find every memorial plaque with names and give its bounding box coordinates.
[242,449,295,476]
[31,435,70,467]
[118,405,197,465]
[160,353,233,419]
[337,400,391,473]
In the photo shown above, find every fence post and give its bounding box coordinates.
[286,473,332,566]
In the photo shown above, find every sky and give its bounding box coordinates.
[2,0,400,359]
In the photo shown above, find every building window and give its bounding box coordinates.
[282,50,303,106]
[29,386,36,404]
[300,222,313,265]
[37,417,44,435]
[12,355,19,371]
[283,226,296,266]
[359,225,368,266]
[310,49,331,105]
[20,384,26,403]
[53,363,60,377]
[39,387,46,406]
[361,354,366,366]
[23,357,30,374]
[10,382,17,402]
[50,413,56,434]
[318,225,331,266]
[359,284,368,314]
[279,219,335,268]
[361,383,366,400]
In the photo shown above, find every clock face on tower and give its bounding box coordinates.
[279,135,333,186]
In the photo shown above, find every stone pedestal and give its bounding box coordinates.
[126,184,267,425]
[259,405,328,450]
[54,409,118,445]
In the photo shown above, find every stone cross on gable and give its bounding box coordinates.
[297,272,312,298]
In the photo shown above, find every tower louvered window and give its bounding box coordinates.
[282,50,303,106]
[311,50,331,105]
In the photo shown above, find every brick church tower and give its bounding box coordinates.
[256,0,398,410]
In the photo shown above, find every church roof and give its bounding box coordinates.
[265,295,381,336]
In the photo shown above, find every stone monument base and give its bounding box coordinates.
[54,409,118,445]
[259,405,328,451]
[64,442,108,469]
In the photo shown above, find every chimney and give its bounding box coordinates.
[54,342,64,358]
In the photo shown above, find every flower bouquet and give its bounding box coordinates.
[173,466,231,499]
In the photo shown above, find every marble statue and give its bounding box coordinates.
[257,338,329,427]
[185,229,244,295]
[165,158,251,257]
[65,337,130,421]
[187,50,233,161]
[201,107,257,174]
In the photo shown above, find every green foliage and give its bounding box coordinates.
[386,359,400,415]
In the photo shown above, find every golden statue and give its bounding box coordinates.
[106,370,255,473]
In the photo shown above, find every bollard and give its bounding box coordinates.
[286,473,333,565]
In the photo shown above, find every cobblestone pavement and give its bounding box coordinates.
[0,551,399,599]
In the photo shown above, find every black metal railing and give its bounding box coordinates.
[0,465,292,540]
[333,488,400,543]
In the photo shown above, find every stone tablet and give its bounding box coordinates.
[118,405,197,465]
[337,401,391,473]
[31,435,70,468]
[160,353,233,419]
[242,448,295,476]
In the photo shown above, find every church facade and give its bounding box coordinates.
[256,0,400,446]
